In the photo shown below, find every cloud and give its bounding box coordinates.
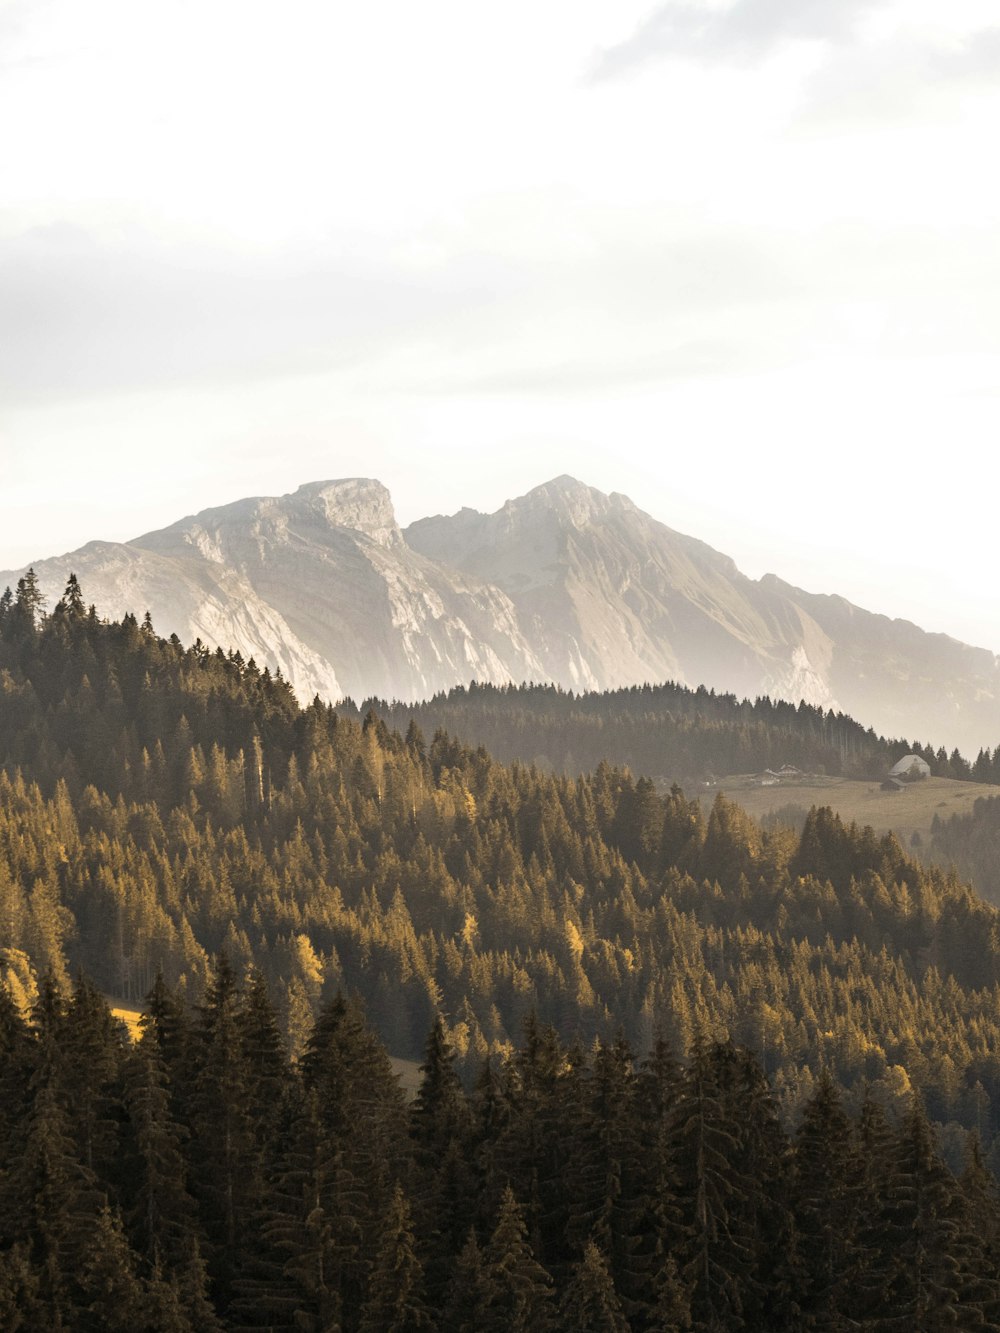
[590,0,885,80]
[935,25,1000,79]
[0,224,525,403]
[0,211,800,406]
[800,24,1000,125]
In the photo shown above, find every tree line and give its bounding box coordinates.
[343,679,1000,785]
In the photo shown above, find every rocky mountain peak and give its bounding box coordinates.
[505,475,633,530]
[292,478,401,548]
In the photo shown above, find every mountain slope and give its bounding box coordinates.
[406,475,835,703]
[760,573,1000,753]
[3,479,545,704]
[3,474,998,751]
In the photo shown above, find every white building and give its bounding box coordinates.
[888,754,931,780]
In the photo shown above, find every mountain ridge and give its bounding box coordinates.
[3,474,998,752]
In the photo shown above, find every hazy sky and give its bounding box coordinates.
[2,0,999,651]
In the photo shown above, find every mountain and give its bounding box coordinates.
[3,474,998,752]
[406,475,832,704]
[2,479,544,705]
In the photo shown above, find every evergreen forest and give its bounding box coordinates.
[346,680,1000,785]
[5,969,1000,1330]
[5,572,1000,1324]
[928,795,1000,904]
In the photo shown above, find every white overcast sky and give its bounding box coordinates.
[2,0,1000,650]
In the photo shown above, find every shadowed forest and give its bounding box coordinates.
[4,967,1000,1330]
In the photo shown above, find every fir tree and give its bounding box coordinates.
[558,1239,631,1332]
[357,1182,432,1332]
[481,1184,556,1332]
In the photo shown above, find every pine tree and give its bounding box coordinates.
[441,1229,495,1332]
[669,1039,755,1332]
[410,1016,475,1305]
[357,1182,432,1332]
[792,1067,854,1327]
[76,1203,150,1333]
[185,953,256,1310]
[481,1184,556,1332]
[558,1239,631,1332]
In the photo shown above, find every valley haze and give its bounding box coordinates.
[4,475,998,758]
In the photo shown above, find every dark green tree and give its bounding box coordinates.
[481,1184,556,1332]
[558,1239,630,1332]
[357,1182,432,1332]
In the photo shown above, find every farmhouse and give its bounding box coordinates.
[888,754,931,781]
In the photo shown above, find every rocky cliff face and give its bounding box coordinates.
[4,475,998,752]
[407,475,837,705]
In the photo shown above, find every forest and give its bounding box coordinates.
[928,795,1000,904]
[5,571,1000,1322]
[345,679,1000,785]
[4,966,1000,1330]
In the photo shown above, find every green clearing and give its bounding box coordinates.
[695,774,1000,851]
[106,998,144,1041]
[389,1055,422,1099]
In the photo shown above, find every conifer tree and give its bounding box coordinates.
[628,1036,688,1327]
[62,975,127,1181]
[13,567,45,630]
[0,980,33,1186]
[186,953,256,1309]
[262,1084,346,1333]
[441,1229,496,1332]
[670,1038,755,1332]
[792,1067,854,1327]
[481,1184,556,1332]
[8,1074,102,1326]
[859,1095,989,1331]
[299,990,408,1320]
[357,1182,432,1332]
[120,1038,220,1329]
[410,1016,475,1306]
[76,1203,150,1333]
[558,1239,631,1332]
[0,1244,44,1332]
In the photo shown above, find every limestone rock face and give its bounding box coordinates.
[5,479,545,705]
[408,475,837,705]
[4,475,998,751]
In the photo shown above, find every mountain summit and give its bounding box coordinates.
[4,476,998,750]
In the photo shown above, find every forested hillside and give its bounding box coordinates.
[348,680,999,784]
[4,972,1000,1330]
[929,795,1000,904]
[3,574,1000,1153]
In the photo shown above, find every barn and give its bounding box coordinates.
[888,754,931,780]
